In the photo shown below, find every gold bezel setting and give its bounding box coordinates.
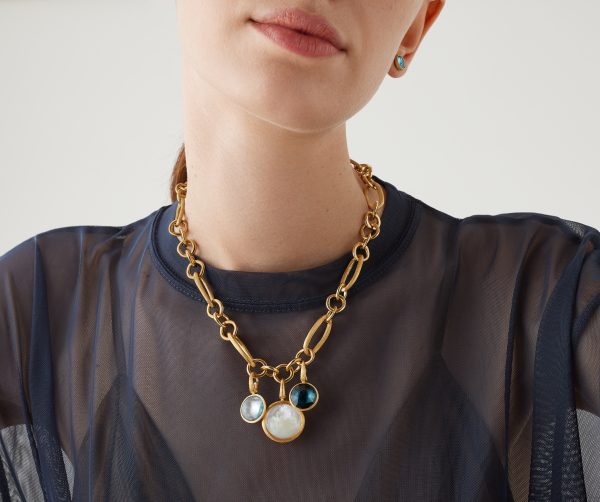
[240,393,267,423]
[261,399,305,443]
[289,382,319,411]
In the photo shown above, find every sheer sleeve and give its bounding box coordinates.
[572,226,600,417]
[0,235,73,501]
[527,220,600,500]
[571,225,600,499]
[0,237,34,430]
[0,237,39,500]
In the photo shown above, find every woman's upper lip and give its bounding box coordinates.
[250,7,346,51]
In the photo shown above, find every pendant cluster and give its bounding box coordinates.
[240,361,319,443]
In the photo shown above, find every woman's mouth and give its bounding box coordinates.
[248,8,346,58]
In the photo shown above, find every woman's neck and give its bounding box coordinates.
[179,69,385,273]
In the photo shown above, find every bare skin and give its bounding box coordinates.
[174,0,445,272]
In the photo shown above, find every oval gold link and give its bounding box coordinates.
[227,332,254,365]
[192,273,215,304]
[363,180,384,211]
[303,313,332,356]
[339,256,364,291]
[175,201,186,224]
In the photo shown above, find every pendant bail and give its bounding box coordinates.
[249,374,259,394]
[279,378,287,401]
[300,360,308,383]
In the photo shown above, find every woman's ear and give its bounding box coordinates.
[390,0,446,77]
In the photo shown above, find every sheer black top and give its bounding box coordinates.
[1,174,599,501]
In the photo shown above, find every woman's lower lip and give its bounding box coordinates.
[249,20,343,58]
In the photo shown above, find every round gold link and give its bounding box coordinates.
[262,365,277,378]
[352,241,370,261]
[340,256,364,291]
[295,347,315,365]
[227,332,254,365]
[273,363,296,383]
[176,218,188,235]
[285,357,301,374]
[326,293,346,313]
[206,298,224,320]
[219,319,238,340]
[214,313,230,329]
[177,238,196,258]
[303,313,332,356]
[247,357,268,377]
[360,223,380,241]
[186,260,204,280]
[246,357,267,378]
[359,225,377,241]
[167,220,180,236]
[365,211,381,230]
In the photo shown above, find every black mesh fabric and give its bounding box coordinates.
[1,174,599,501]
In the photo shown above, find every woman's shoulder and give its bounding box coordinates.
[407,191,600,251]
[0,206,162,285]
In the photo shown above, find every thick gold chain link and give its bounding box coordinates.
[167,159,385,385]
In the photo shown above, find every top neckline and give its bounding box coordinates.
[148,174,419,313]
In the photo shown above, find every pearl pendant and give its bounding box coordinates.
[261,399,305,443]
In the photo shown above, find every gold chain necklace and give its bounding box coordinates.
[167,158,385,443]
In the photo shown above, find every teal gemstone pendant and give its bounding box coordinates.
[289,361,319,412]
[289,382,319,411]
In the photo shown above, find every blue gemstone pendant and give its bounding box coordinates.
[289,382,319,411]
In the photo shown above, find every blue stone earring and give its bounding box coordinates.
[393,54,406,71]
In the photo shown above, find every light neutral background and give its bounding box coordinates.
[1,0,599,255]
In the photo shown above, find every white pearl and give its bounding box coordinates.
[263,402,304,441]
